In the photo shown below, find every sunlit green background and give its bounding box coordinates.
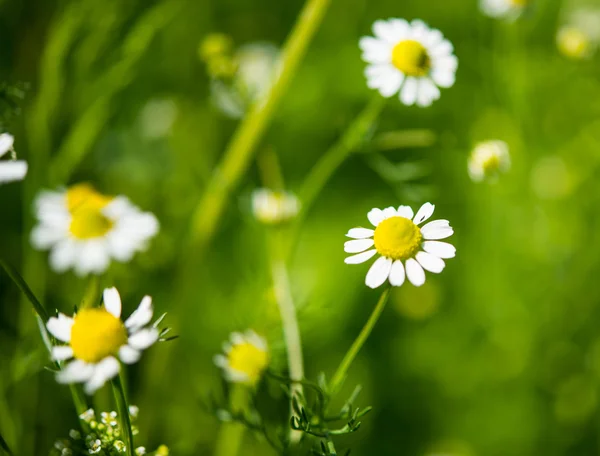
[2,0,600,454]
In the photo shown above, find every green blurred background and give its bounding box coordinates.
[3,0,600,454]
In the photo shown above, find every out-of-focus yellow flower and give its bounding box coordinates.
[214,330,269,386]
[468,140,511,183]
[199,33,234,63]
[557,26,592,59]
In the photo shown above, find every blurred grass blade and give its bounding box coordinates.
[366,129,436,152]
[0,431,14,456]
[112,374,134,456]
[0,259,49,322]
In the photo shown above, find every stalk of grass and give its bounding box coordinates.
[112,374,134,456]
[187,0,333,252]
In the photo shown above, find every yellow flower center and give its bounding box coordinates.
[482,154,501,175]
[391,40,431,76]
[70,308,127,363]
[510,0,528,6]
[558,28,590,59]
[66,184,114,239]
[228,342,269,384]
[373,216,422,260]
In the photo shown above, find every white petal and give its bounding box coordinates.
[359,37,392,64]
[416,251,445,273]
[213,354,228,368]
[119,345,141,364]
[346,228,374,239]
[103,287,122,318]
[416,79,440,107]
[413,202,435,224]
[423,241,456,259]
[365,256,392,289]
[345,249,377,264]
[0,133,14,157]
[431,68,456,88]
[30,225,65,249]
[51,346,73,361]
[421,219,454,240]
[400,77,418,106]
[57,360,94,384]
[84,357,120,394]
[344,238,375,253]
[74,241,110,277]
[49,240,78,273]
[389,260,406,287]
[397,205,414,219]
[47,314,74,342]
[377,71,403,98]
[128,328,159,350]
[430,39,454,58]
[382,206,398,218]
[125,296,154,331]
[405,258,426,286]
[367,208,385,226]
[0,161,27,184]
[373,19,405,44]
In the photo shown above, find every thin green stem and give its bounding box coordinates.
[213,423,245,456]
[0,260,49,322]
[111,374,134,456]
[328,287,391,396]
[188,0,332,251]
[80,275,100,309]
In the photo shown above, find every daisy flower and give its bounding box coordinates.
[47,287,161,394]
[359,19,458,107]
[31,183,159,276]
[344,203,455,288]
[251,188,300,225]
[0,133,27,184]
[214,330,269,385]
[468,140,511,182]
[480,0,529,20]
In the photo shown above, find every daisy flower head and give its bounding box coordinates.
[344,203,455,288]
[47,287,161,394]
[359,19,458,107]
[557,8,600,60]
[480,0,530,20]
[31,183,159,276]
[468,140,511,182]
[214,330,269,386]
[0,133,27,184]
[251,188,300,225]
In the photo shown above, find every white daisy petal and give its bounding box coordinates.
[382,206,398,218]
[213,354,228,368]
[0,161,27,184]
[367,208,385,226]
[365,256,393,289]
[47,314,74,342]
[400,77,419,106]
[413,202,435,224]
[430,39,454,58]
[57,360,95,384]
[378,71,404,98]
[431,68,456,88]
[49,240,78,273]
[346,228,374,239]
[125,296,154,331]
[373,19,405,44]
[421,219,454,240]
[416,251,445,273]
[389,260,406,287]
[51,346,73,361]
[416,78,440,107]
[0,133,14,157]
[344,238,375,253]
[405,258,426,286]
[84,357,120,394]
[128,328,159,350]
[423,241,456,259]
[359,37,392,64]
[119,345,141,364]
[345,249,377,264]
[397,205,414,219]
[103,287,122,318]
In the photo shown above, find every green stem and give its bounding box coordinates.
[298,96,385,219]
[112,374,134,456]
[80,275,100,309]
[188,0,332,250]
[328,287,391,396]
[0,260,49,322]
[213,423,245,456]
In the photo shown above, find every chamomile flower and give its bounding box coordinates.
[480,0,530,20]
[344,203,455,288]
[468,140,511,182]
[31,183,159,276]
[214,330,269,386]
[557,8,600,59]
[359,19,458,107]
[47,287,160,394]
[0,133,27,184]
[251,188,300,225]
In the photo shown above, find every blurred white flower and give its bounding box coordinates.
[211,43,281,118]
[468,140,511,182]
[213,330,269,385]
[556,8,600,59]
[251,188,300,225]
[47,287,160,394]
[344,203,455,288]
[359,19,458,107]
[138,98,178,139]
[480,0,529,19]
[0,133,27,184]
[31,183,159,276]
